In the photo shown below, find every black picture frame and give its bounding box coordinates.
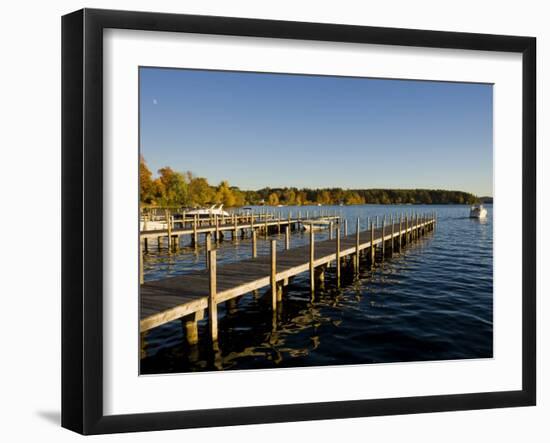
[62,8,536,435]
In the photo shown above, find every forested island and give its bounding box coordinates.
[140,158,480,207]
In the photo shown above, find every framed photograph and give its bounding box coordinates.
[61,8,536,434]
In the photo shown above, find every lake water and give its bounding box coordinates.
[140,204,493,374]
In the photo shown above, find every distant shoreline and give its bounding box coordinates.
[140,158,489,207]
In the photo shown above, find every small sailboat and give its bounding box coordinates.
[469,204,487,219]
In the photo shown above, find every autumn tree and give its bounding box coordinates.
[155,167,189,206]
[268,192,280,206]
[188,177,214,207]
[139,156,154,204]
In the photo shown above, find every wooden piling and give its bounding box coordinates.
[166,209,172,252]
[139,239,144,285]
[193,215,198,247]
[344,219,348,236]
[309,227,315,293]
[391,215,395,254]
[271,239,277,310]
[381,217,386,258]
[208,249,218,341]
[397,213,403,252]
[252,229,257,258]
[336,220,341,286]
[181,311,203,346]
[355,217,360,272]
[329,221,334,240]
[285,225,290,250]
[406,215,410,244]
[370,220,375,266]
[205,232,212,269]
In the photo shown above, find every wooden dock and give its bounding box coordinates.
[140,213,436,344]
[140,210,340,250]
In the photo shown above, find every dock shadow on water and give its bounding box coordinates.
[140,205,493,375]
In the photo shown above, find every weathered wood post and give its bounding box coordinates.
[329,221,334,240]
[139,239,144,285]
[376,215,379,228]
[193,215,198,247]
[285,225,290,250]
[336,219,341,286]
[264,216,268,238]
[205,232,212,269]
[215,215,220,242]
[233,216,238,242]
[143,237,148,254]
[397,213,403,252]
[309,227,315,293]
[277,214,281,234]
[271,240,277,310]
[344,218,348,236]
[181,311,203,346]
[252,229,257,258]
[165,209,172,252]
[208,249,218,342]
[355,217,360,272]
[390,214,394,255]
[370,219,375,266]
[406,214,410,244]
[381,217,386,259]
[143,212,148,232]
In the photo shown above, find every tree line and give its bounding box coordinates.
[140,157,478,207]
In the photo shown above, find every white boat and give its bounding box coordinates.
[302,218,333,231]
[140,219,168,231]
[187,204,230,218]
[469,204,487,219]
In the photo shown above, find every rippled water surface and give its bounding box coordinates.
[140,204,493,374]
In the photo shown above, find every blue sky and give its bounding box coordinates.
[140,68,493,196]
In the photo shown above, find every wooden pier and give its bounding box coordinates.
[140,210,340,250]
[140,212,436,345]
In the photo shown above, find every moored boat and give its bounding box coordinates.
[187,204,230,218]
[469,204,487,219]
